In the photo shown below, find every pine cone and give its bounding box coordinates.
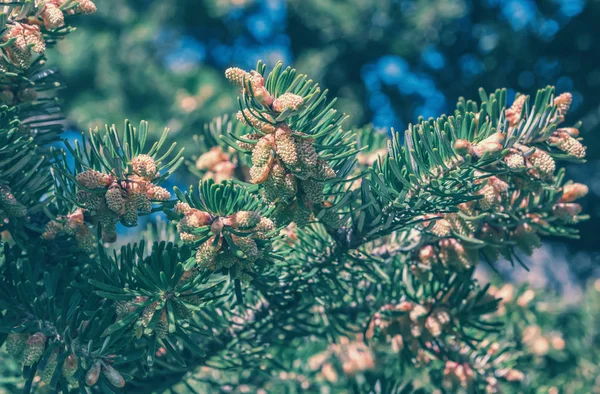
[213,252,240,270]
[251,137,274,167]
[236,133,262,151]
[195,236,222,268]
[105,184,126,215]
[512,223,542,255]
[232,235,259,263]
[76,190,104,211]
[0,89,14,105]
[121,198,139,226]
[550,131,586,159]
[297,138,319,170]
[75,0,97,14]
[0,185,27,217]
[132,154,157,180]
[147,184,171,201]
[132,191,152,214]
[274,127,299,168]
[272,93,304,113]
[527,148,555,179]
[22,332,46,366]
[231,211,261,230]
[5,332,27,361]
[42,4,65,30]
[154,310,169,339]
[504,151,525,170]
[76,169,113,189]
[41,351,59,383]
[62,353,78,379]
[225,67,251,88]
[431,218,452,237]
[301,179,324,204]
[99,216,118,243]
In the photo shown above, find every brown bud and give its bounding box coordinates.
[418,245,435,266]
[85,361,101,386]
[102,364,125,388]
[558,127,579,138]
[560,183,588,203]
[210,218,224,234]
[472,133,505,158]
[62,353,79,378]
[252,86,273,107]
[453,139,472,156]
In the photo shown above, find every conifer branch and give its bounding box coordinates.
[0,6,595,393]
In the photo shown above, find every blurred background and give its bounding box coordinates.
[49,0,600,292]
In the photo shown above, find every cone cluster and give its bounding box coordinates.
[114,289,203,339]
[366,301,454,355]
[174,202,274,281]
[225,66,336,227]
[442,361,475,392]
[114,296,164,338]
[308,337,375,383]
[42,208,96,253]
[75,155,171,242]
[5,332,80,387]
[417,91,587,271]
[1,2,96,70]
[5,332,46,366]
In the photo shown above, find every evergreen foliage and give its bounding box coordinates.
[0,2,597,394]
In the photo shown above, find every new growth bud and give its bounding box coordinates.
[506,94,527,127]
